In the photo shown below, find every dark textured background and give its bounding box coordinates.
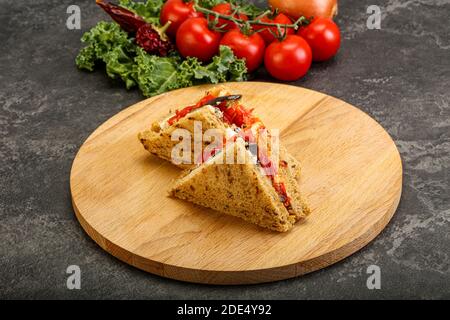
[1,0,449,299]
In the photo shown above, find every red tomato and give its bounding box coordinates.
[176,17,222,62]
[264,35,312,81]
[298,18,341,61]
[254,13,295,45]
[220,30,265,72]
[160,0,203,38]
[212,3,248,31]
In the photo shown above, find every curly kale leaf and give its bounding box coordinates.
[76,45,97,71]
[232,0,266,18]
[76,22,138,87]
[119,0,164,25]
[134,47,183,96]
[188,46,248,84]
[76,20,248,97]
[135,46,247,97]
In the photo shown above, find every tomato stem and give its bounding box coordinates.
[155,21,172,41]
[194,5,309,32]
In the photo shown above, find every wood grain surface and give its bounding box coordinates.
[70,82,403,285]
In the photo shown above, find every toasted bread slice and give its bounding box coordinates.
[170,139,310,232]
[138,106,227,169]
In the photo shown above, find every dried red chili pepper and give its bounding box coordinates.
[96,0,146,33]
[135,23,174,56]
[96,0,174,56]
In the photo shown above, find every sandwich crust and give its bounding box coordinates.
[279,147,311,224]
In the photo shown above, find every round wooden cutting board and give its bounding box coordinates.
[70,82,402,285]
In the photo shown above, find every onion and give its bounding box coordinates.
[268,0,338,20]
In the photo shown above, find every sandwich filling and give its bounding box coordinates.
[242,126,292,209]
[166,91,260,129]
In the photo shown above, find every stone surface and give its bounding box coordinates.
[0,0,449,299]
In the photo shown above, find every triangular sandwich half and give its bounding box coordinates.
[138,87,230,168]
[139,86,302,178]
[170,135,310,232]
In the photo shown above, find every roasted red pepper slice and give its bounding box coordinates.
[167,94,217,125]
[242,127,292,208]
